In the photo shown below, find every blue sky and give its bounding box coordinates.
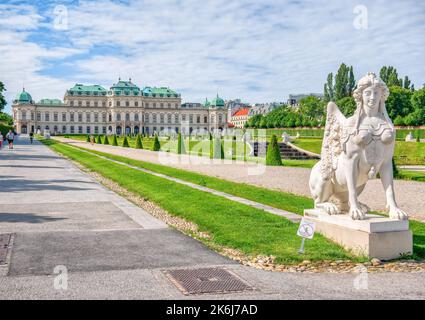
[1,0,424,113]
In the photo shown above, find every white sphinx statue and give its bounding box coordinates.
[309,72,408,221]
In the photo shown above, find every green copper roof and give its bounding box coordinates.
[110,79,140,95]
[210,94,225,107]
[204,98,211,107]
[68,84,107,96]
[38,99,63,105]
[142,87,180,98]
[14,89,33,104]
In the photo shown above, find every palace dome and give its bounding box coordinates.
[210,94,225,107]
[14,88,33,104]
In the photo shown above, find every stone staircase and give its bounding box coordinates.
[252,141,320,160]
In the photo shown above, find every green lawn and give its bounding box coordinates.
[291,137,425,166]
[43,138,425,262]
[42,138,360,264]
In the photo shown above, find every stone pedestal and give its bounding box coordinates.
[304,209,413,260]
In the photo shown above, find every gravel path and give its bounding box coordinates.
[55,137,425,221]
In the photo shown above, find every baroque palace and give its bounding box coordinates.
[12,78,228,135]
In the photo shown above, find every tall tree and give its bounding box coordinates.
[348,66,356,95]
[334,63,349,100]
[0,81,6,113]
[324,73,334,101]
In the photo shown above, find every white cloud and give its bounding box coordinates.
[1,0,424,113]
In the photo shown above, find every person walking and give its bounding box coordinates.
[0,132,3,149]
[6,130,14,149]
[29,132,34,144]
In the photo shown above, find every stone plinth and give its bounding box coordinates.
[304,209,413,260]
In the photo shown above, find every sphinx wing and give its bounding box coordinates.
[320,102,347,180]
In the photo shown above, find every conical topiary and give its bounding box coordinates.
[112,134,118,146]
[153,134,161,151]
[86,134,90,142]
[135,134,143,149]
[392,157,399,178]
[266,135,282,166]
[122,135,130,147]
[96,135,102,144]
[177,133,186,154]
[212,137,224,159]
[103,135,110,145]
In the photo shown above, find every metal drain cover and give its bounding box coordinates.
[0,234,12,265]
[165,267,254,295]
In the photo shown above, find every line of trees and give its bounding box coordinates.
[245,64,425,129]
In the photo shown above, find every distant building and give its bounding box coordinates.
[225,99,250,121]
[12,79,228,135]
[287,93,323,107]
[248,102,284,116]
[231,108,250,128]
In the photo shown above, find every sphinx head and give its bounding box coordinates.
[353,72,389,113]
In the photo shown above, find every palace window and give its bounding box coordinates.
[94,113,99,122]
[22,111,26,120]
[126,113,130,121]
[134,114,139,121]
[37,112,41,121]
[62,113,66,122]
[116,113,121,121]
[108,114,112,122]
[78,101,82,107]
[78,126,83,134]
[135,101,138,107]
[116,101,120,107]
[62,126,67,133]
[102,113,107,122]
[94,126,99,134]
[109,101,112,107]
[70,101,74,106]
[160,103,164,108]
[86,113,91,122]
[153,103,156,108]
[54,113,58,122]
[70,113,75,122]
[70,126,75,133]
[102,126,107,134]
[86,101,90,107]
[94,101,98,107]
[204,116,208,123]
[45,112,50,121]
[167,114,171,124]
[174,114,179,123]
[182,114,186,121]
[86,126,90,134]
[160,114,164,123]
[168,103,171,108]
[197,115,200,124]
[189,114,193,124]
[125,101,129,107]
[78,113,83,122]
[31,112,34,121]
[102,101,106,107]
[153,114,157,123]
[219,114,223,123]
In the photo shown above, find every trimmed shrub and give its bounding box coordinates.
[103,135,110,145]
[266,135,283,166]
[211,137,224,159]
[96,135,102,144]
[122,135,130,147]
[135,134,143,149]
[153,134,161,151]
[392,158,400,178]
[86,135,90,142]
[177,133,186,154]
[112,135,118,146]
[416,130,421,143]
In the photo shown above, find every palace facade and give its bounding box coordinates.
[12,79,228,135]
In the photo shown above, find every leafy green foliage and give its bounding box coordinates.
[122,135,130,147]
[112,135,118,146]
[96,135,102,144]
[0,81,6,113]
[135,134,143,149]
[266,135,282,166]
[177,133,186,154]
[153,134,161,151]
[103,135,110,145]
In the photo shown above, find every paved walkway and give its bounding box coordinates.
[1,136,425,299]
[55,137,425,221]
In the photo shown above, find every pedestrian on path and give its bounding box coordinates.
[6,130,14,149]
[29,132,34,144]
[90,134,95,146]
[0,132,3,149]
